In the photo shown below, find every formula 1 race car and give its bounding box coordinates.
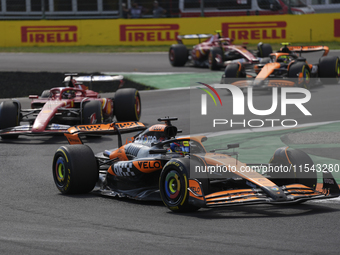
[52,117,339,213]
[0,74,141,139]
[221,43,340,89]
[169,31,272,70]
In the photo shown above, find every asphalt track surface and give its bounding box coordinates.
[1,51,340,254]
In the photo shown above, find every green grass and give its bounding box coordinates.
[0,41,339,53]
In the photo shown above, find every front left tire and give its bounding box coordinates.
[159,159,200,213]
[52,145,98,194]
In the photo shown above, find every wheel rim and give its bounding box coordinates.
[305,68,310,89]
[298,65,310,89]
[55,157,66,186]
[336,59,340,79]
[164,170,181,204]
[304,68,310,83]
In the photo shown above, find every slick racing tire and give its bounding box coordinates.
[269,147,317,190]
[221,62,246,83]
[169,44,188,67]
[288,62,311,89]
[114,88,141,122]
[82,100,103,124]
[257,43,273,58]
[319,56,340,84]
[0,101,20,139]
[209,47,223,70]
[52,145,98,194]
[159,159,200,213]
[40,90,51,98]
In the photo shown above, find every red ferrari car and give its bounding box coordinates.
[169,31,272,70]
[0,74,141,139]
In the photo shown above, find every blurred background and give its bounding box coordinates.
[0,0,339,20]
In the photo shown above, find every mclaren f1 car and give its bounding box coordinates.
[52,117,339,212]
[169,30,272,70]
[221,43,340,89]
[0,74,141,139]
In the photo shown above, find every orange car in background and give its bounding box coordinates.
[169,31,273,70]
[221,43,340,89]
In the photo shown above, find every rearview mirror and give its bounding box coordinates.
[227,143,239,149]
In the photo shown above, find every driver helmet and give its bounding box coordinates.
[170,141,190,155]
[277,55,290,64]
[62,90,75,99]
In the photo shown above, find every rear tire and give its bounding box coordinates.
[159,159,200,213]
[257,43,273,58]
[114,88,141,122]
[209,47,223,70]
[82,100,102,124]
[52,145,98,194]
[288,62,311,89]
[169,44,188,67]
[319,56,340,84]
[0,101,20,139]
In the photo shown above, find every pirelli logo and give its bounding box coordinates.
[120,24,179,42]
[21,26,77,43]
[222,21,286,40]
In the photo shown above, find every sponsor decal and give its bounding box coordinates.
[222,21,286,40]
[120,24,179,42]
[133,160,163,172]
[189,187,201,194]
[116,122,144,129]
[75,124,103,131]
[134,134,158,144]
[113,162,135,177]
[89,113,97,124]
[149,125,166,132]
[21,26,77,43]
[324,178,335,185]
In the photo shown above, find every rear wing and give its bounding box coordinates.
[280,45,329,57]
[65,121,146,146]
[177,34,213,44]
[64,73,124,89]
[64,74,124,83]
